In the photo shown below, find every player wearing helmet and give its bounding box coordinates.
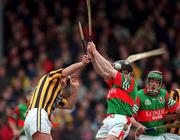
[146,71,163,95]
[87,42,138,140]
[113,60,133,76]
[132,70,180,140]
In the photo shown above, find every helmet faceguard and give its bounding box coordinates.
[146,71,163,95]
[113,60,133,75]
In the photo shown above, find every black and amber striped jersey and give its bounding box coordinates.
[28,68,67,116]
[167,89,180,135]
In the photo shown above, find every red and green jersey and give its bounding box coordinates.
[133,88,178,136]
[106,71,137,117]
[8,103,27,135]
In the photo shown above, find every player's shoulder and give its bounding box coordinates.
[170,89,180,98]
[159,88,168,94]
[49,68,64,75]
[18,103,28,111]
[137,89,145,96]
[129,75,138,88]
[170,89,180,94]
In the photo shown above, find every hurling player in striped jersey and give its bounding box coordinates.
[166,89,180,136]
[24,54,92,140]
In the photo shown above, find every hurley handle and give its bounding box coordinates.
[145,127,156,132]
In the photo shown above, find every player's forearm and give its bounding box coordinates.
[164,114,180,121]
[92,59,111,79]
[175,105,180,114]
[131,117,144,128]
[92,49,115,77]
[62,62,85,77]
[93,49,111,68]
[63,87,79,110]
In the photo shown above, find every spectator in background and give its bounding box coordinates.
[8,88,33,140]
[8,96,28,140]
[0,97,14,140]
[0,62,10,93]
[0,106,14,140]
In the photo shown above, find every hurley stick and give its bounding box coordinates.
[78,21,86,54]
[125,48,166,64]
[145,121,180,132]
[86,0,92,41]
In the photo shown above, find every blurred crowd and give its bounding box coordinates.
[0,0,179,139]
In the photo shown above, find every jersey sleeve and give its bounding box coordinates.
[48,68,64,81]
[105,79,114,88]
[113,71,122,87]
[166,91,178,113]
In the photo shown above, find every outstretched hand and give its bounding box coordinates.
[82,53,92,65]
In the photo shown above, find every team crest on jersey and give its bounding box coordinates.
[145,99,151,105]
[159,97,164,103]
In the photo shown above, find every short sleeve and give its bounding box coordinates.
[113,71,122,86]
[48,68,64,81]
[105,79,114,88]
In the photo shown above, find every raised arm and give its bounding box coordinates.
[87,42,117,79]
[62,75,79,109]
[91,56,112,79]
[62,54,91,77]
